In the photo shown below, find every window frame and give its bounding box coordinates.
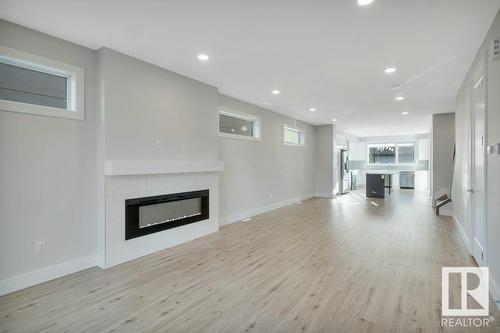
[282,124,305,147]
[366,142,416,165]
[218,109,262,142]
[0,45,84,120]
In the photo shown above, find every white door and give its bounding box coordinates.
[471,70,486,266]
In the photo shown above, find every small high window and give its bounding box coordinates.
[283,125,305,146]
[0,46,84,120]
[219,110,261,141]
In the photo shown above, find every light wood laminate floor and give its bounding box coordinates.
[1,189,499,332]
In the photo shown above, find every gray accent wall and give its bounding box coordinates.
[98,48,219,161]
[0,20,98,280]
[431,113,455,199]
[314,124,336,197]
[218,94,315,222]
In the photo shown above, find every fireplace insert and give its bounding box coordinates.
[125,189,209,240]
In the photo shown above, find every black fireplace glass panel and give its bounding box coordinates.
[125,190,209,240]
[138,197,202,228]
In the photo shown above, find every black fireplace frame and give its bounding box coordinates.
[125,189,209,240]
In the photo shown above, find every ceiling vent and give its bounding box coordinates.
[493,37,500,61]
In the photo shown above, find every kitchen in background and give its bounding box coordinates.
[348,134,430,191]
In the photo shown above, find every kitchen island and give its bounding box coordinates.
[366,171,395,198]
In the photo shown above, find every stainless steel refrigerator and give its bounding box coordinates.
[340,149,350,194]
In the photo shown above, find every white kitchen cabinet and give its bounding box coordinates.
[417,139,429,161]
[350,142,366,161]
[415,170,430,190]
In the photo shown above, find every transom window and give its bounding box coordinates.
[0,46,84,120]
[219,110,261,141]
[368,143,415,165]
[283,125,305,146]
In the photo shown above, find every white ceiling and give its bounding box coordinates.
[1,0,499,136]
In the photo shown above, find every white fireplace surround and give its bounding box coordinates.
[102,160,223,268]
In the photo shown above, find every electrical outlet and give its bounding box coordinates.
[181,141,188,151]
[35,240,46,254]
[155,139,162,149]
[270,193,273,199]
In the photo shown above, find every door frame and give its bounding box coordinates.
[469,54,488,266]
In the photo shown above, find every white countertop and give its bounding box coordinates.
[365,171,396,175]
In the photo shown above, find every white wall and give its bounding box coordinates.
[452,9,500,304]
[0,21,98,283]
[431,113,455,199]
[218,95,315,223]
[314,124,336,197]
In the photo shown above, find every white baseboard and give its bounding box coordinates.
[451,215,472,255]
[450,215,500,310]
[0,255,98,296]
[221,193,314,226]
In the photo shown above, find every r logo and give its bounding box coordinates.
[442,267,489,316]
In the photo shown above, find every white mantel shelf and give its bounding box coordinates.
[104,160,224,176]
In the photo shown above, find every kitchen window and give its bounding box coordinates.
[368,144,396,164]
[0,45,84,120]
[219,109,261,141]
[368,142,415,165]
[397,143,416,164]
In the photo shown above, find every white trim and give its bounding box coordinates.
[219,109,258,122]
[0,45,84,120]
[220,193,314,225]
[0,255,97,296]
[451,215,472,254]
[448,215,500,309]
[219,132,262,142]
[104,160,224,176]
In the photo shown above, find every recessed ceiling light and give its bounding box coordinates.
[358,0,374,5]
[401,111,409,115]
[309,108,316,112]
[197,54,209,61]
[272,90,280,95]
[332,118,337,122]
[384,67,397,74]
[395,96,405,101]
[392,84,401,90]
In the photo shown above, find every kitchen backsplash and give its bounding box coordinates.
[349,160,429,171]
